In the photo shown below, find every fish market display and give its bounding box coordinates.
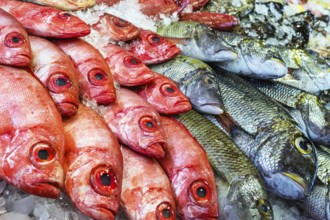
[0,65,65,198]
[100,87,167,159]
[0,8,31,67]
[63,104,122,220]
[0,0,90,38]
[159,115,219,219]
[29,36,80,117]
[54,38,116,105]
[25,0,96,11]
[120,145,176,220]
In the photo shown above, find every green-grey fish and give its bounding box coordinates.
[316,145,330,185]
[212,68,317,200]
[202,0,255,17]
[176,110,273,220]
[303,183,330,220]
[246,79,330,146]
[150,55,224,115]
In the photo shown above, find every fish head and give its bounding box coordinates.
[65,149,122,220]
[116,107,166,158]
[186,72,224,115]
[129,30,181,64]
[254,125,317,200]
[138,73,192,114]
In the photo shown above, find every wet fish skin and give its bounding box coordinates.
[150,55,224,115]
[202,0,255,17]
[63,104,123,220]
[175,0,209,11]
[304,183,330,220]
[127,29,181,64]
[138,0,179,17]
[0,0,90,38]
[0,8,31,67]
[25,0,95,10]
[178,111,273,220]
[136,72,192,115]
[54,38,116,105]
[316,145,330,185]
[100,88,167,159]
[120,145,176,220]
[0,65,65,198]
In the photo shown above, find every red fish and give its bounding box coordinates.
[100,87,167,159]
[136,72,192,114]
[138,0,179,17]
[127,29,181,64]
[92,13,140,42]
[29,36,80,117]
[0,0,90,38]
[96,0,119,6]
[175,0,209,11]
[0,64,65,198]
[120,145,176,220]
[0,8,31,67]
[159,116,219,219]
[102,43,155,86]
[63,104,123,220]
[179,12,239,31]
[54,38,116,105]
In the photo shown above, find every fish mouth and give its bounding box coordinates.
[57,102,79,117]
[91,206,116,220]
[211,49,238,62]
[146,142,166,159]
[12,54,31,66]
[30,181,62,198]
[194,103,224,115]
[93,92,116,105]
[174,100,192,108]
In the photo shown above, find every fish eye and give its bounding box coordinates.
[57,12,72,20]
[189,179,212,205]
[90,165,118,196]
[139,116,158,132]
[123,56,142,67]
[160,83,178,96]
[147,34,162,45]
[47,73,72,93]
[30,142,56,166]
[156,202,175,220]
[112,17,130,27]
[5,32,25,48]
[256,199,272,217]
[88,69,109,85]
[294,136,313,155]
[204,77,214,85]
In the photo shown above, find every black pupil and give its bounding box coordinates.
[261,204,269,212]
[152,36,160,43]
[11,36,20,43]
[299,140,309,151]
[166,87,174,93]
[196,187,207,198]
[146,121,154,128]
[55,78,67,87]
[95,73,104,80]
[162,209,171,218]
[130,59,138,64]
[100,173,111,186]
[38,149,49,160]
[63,13,71,17]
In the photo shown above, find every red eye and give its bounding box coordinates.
[112,17,130,27]
[91,165,118,196]
[57,11,72,20]
[156,202,175,220]
[88,69,109,85]
[189,179,212,205]
[147,34,162,46]
[160,83,178,96]
[47,73,72,93]
[139,116,158,132]
[30,143,56,166]
[5,32,25,48]
[123,56,142,67]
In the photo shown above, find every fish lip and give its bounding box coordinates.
[57,102,79,117]
[11,54,31,66]
[92,206,116,220]
[146,142,166,159]
[280,172,308,192]
[174,100,192,107]
[92,92,116,105]
[195,103,224,115]
[30,181,61,198]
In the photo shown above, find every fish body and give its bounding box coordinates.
[102,44,155,86]
[303,183,330,220]
[0,0,90,38]
[0,65,65,198]
[202,0,255,17]
[120,145,176,220]
[316,145,330,185]
[100,88,167,159]
[136,72,192,114]
[175,0,209,11]
[159,115,219,219]
[25,0,95,10]
[177,110,273,220]
[96,0,119,6]
[29,36,80,117]
[127,29,181,64]
[54,38,116,105]
[0,8,31,67]
[150,55,224,115]
[63,104,123,220]
[92,13,140,42]
[138,0,179,17]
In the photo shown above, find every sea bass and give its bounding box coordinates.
[136,72,192,115]
[213,69,317,200]
[0,8,31,67]
[24,0,95,10]
[0,0,90,38]
[120,145,176,220]
[63,104,123,220]
[150,55,224,115]
[178,110,273,220]
[92,13,140,42]
[0,65,65,198]
[100,88,167,159]
[126,29,181,64]
[102,43,155,86]
[159,116,219,219]
[29,36,80,117]
[54,38,116,105]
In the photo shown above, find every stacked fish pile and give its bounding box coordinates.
[0,0,328,220]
